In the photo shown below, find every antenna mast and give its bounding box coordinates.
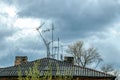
[36,23,51,58]
[57,38,59,60]
[51,23,54,58]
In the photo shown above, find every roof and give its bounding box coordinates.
[0,58,116,78]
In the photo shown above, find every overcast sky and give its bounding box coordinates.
[0,0,120,68]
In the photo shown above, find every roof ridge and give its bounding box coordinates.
[72,64,115,77]
[42,58,115,77]
[0,57,116,78]
[39,58,115,76]
[0,57,115,78]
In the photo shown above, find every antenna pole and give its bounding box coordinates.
[61,45,63,60]
[36,23,51,58]
[57,38,59,60]
[52,23,54,58]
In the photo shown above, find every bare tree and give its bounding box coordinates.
[101,64,114,73]
[101,64,119,80]
[66,41,103,67]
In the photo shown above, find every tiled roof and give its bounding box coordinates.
[0,58,115,78]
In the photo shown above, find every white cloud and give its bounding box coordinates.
[0,3,17,17]
[0,2,18,28]
[14,18,41,29]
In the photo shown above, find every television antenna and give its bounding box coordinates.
[36,22,55,58]
[36,22,50,58]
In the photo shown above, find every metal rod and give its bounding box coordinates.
[36,23,51,58]
[37,31,50,58]
[52,23,54,58]
[57,38,59,60]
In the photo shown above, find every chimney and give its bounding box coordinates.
[15,56,28,66]
[64,56,74,64]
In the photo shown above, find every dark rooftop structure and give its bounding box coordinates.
[0,57,116,80]
[14,56,28,66]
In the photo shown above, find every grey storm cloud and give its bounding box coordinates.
[0,23,44,65]
[95,41,120,68]
[2,0,119,40]
[0,25,16,67]
[0,31,45,67]
[0,25,16,54]
[1,0,120,67]
[0,25,14,40]
[9,0,120,40]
